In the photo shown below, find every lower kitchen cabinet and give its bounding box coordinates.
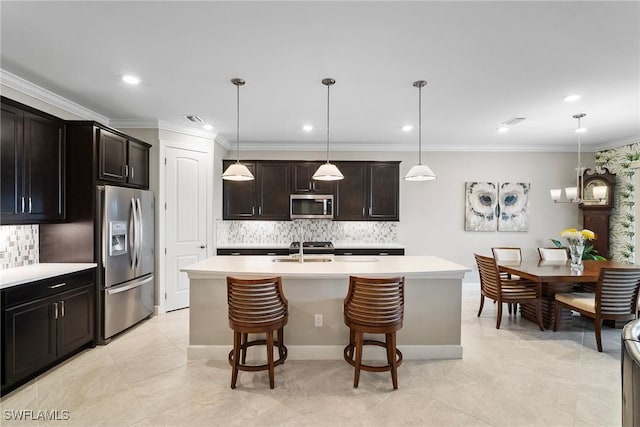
[1,270,95,396]
[217,248,289,256]
[334,248,405,256]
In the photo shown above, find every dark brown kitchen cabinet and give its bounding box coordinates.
[222,161,290,220]
[2,270,95,396]
[97,128,150,188]
[291,162,335,194]
[1,98,65,224]
[334,161,399,221]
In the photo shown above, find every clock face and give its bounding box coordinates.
[583,179,609,205]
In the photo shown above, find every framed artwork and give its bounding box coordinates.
[465,181,530,232]
[465,182,498,231]
[497,182,530,232]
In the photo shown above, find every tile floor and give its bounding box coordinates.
[0,283,624,426]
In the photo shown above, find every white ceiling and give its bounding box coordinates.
[1,1,638,152]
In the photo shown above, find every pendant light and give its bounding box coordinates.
[222,78,254,181]
[550,113,597,203]
[312,78,344,181]
[404,80,436,181]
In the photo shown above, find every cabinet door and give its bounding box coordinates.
[368,163,399,221]
[127,140,149,188]
[223,161,257,219]
[98,129,127,183]
[56,284,95,357]
[3,298,57,386]
[291,162,335,194]
[23,112,65,221]
[257,162,290,220]
[334,162,367,220]
[0,104,23,221]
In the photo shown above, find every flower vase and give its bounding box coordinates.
[569,242,585,270]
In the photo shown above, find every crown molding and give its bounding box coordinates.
[593,135,640,152]
[215,136,233,151]
[110,119,217,140]
[0,69,110,123]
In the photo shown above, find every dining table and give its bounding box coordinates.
[497,259,634,329]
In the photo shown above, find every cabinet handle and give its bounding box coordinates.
[131,166,135,179]
[125,165,129,177]
[259,206,262,215]
[362,207,365,217]
[28,197,32,213]
[60,300,65,317]
[312,181,315,191]
[343,252,353,255]
[21,197,25,213]
[252,207,255,216]
[53,302,59,319]
[48,282,67,289]
[267,252,276,256]
[378,252,389,256]
[369,207,372,216]
[231,252,241,256]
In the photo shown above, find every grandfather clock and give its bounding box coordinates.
[579,168,616,259]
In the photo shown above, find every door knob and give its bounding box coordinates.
[199,245,206,249]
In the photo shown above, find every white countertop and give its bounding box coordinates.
[216,243,405,249]
[182,255,468,279]
[0,263,97,289]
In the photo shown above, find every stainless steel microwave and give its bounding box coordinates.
[290,194,333,219]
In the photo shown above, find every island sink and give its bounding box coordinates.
[272,258,332,263]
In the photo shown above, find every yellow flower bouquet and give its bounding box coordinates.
[551,228,605,261]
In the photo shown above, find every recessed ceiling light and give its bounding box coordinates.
[184,115,204,123]
[575,127,588,134]
[202,124,214,130]
[122,74,141,85]
[402,125,413,132]
[498,127,509,133]
[564,94,581,102]
[302,124,313,132]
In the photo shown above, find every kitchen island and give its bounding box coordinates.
[182,255,469,360]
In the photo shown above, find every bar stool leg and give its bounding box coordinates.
[241,333,248,364]
[231,331,241,389]
[388,332,398,389]
[277,327,285,361]
[266,331,275,389]
[354,331,363,388]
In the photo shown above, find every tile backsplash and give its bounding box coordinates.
[216,219,397,245]
[0,225,39,269]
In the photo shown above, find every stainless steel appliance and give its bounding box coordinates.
[289,241,334,255]
[290,194,333,219]
[97,185,154,342]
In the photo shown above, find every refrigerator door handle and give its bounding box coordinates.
[136,198,143,269]
[107,275,153,295]
[129,198,137,269]
[99,187,107,267]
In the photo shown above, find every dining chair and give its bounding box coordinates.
[491,247,522,314]
[538,247,569,261]
[474,253,544,330]
[554,268,640,352]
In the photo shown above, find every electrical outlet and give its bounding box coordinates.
[314,314,323,327]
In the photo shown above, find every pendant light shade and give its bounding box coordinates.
[313,78,344,181]
[550,113,588,203]
[404,80,436,181]
[222,78,255,181]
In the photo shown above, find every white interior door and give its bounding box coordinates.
[165,146,208,311]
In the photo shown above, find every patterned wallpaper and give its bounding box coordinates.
[595,139,640,263]
[0,225,39,269]
[216,219,398,245]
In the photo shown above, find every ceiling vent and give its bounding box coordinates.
[502,117,526,125]
[184,115,204,123]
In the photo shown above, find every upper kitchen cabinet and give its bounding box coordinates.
[67,122,151,190]
[223,161,290,220]
[97,127,149,188]
[1,98,65,224]
[291,162,335,194]
[334,161,399,221]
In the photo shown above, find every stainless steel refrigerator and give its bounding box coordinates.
[97,185,154,342]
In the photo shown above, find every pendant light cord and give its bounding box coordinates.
[236,82,240,164]
[418,84,422,165]
[326,82,330,164]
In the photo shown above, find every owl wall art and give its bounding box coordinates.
[465,182,530,232]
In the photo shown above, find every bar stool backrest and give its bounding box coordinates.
[227,276,288,333]
[344,276,404,331]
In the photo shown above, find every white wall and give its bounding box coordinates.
[231,149,590,280]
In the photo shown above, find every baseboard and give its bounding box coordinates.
[187,344,463,361]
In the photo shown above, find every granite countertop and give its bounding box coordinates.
[0,263,97,290]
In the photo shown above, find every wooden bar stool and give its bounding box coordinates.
[343,275,405,389]
[227,276,288,389]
